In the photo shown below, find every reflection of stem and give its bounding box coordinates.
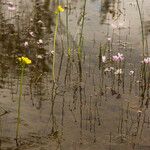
[78,0,87,58]
[66,0,70,57]
[61,97,65,128]
[16,64,24,140]
[50,81,56,134]
[139,112,145,139]
[78,58,83,143]
[64,58,71,85]
[98,44,102,70]
[136,0,145,57]
[140,63,147,107]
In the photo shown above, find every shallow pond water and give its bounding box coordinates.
[0,0,149,150]
[61,0,150,54]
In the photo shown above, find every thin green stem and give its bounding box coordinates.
[16,64,25,140]
[53,14,59,82]
[66,0,70,57]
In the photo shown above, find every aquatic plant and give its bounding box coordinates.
[16,56,31,140]
[52,5,64,82]
[139,57,150,107]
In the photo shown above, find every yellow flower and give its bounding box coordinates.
[18,56,32,65]
[55,5,64,14]
[58,5,64,12]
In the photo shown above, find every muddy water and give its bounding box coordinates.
[0,0,150,150]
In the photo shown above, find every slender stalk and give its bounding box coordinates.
[136,0,145,57]
[16,64,25,140]
[66,0,70,57]
[53,14,59,82]
[78,0,87,58]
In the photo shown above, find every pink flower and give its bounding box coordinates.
[112,55,119,61]
[112,53,124,62]
[7,2,16,11]
[29,31,35,37]
[37,39,43,44]
[143,57,150,64]
[118,53,124,61]
[24,41,29,47]
[8,6,16,11]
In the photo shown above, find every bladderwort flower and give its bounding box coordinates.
[16,56,31,140]
[51,50,55,55]
[8,5,16,11]
[129,70,134,76]
[24,41,29,47]
[37,39,43,45]
[114,69,123,75]
[52,5,64,82]
[29,31,35,37]
[102,55,106,63]
[18,56,32,65]
[112,53,124,62]
[55,5,64,14]
[107,37,111,41]
[57,5,64,12]
[7,2,16,11]
[142,57,150,64]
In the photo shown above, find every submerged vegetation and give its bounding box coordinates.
[0,0,149,149]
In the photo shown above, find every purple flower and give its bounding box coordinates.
[143,57,150,64]
[112,53,124,62]
[7,2,16,11]
[24,41,29,47]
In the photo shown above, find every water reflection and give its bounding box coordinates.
[100,0,121,23]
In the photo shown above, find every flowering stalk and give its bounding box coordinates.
[16,63,24,140]
[53,5,64,82]
[112,53,125,94]
[53,14,59,82]
[16,57,31,140]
